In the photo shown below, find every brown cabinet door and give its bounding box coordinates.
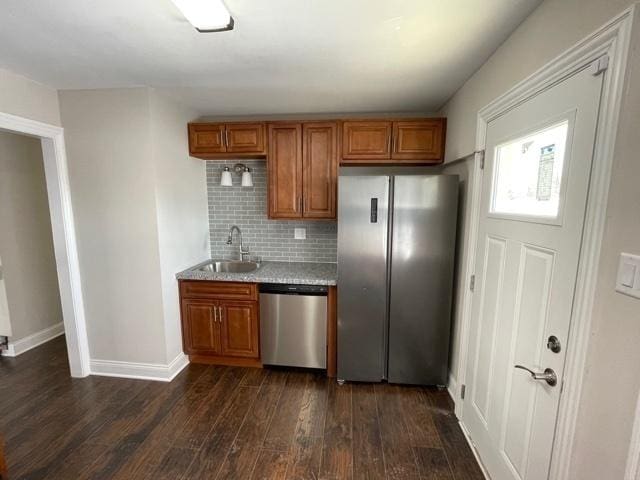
[182,301,220,354]
[219,301,259,358]
[0,434,6,480]
[188,123,226,155]
[342,121,392,161]
[225,123,266,154]
[303,122,338,219]
[392,119,446,162]
[268,123,303,218]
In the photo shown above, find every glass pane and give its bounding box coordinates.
[491,121,568,218]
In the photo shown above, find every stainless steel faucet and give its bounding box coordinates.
[226,225,249,261]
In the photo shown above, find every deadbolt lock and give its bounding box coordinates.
[547,335,561,353]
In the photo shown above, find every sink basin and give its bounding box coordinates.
[197,260,260,273]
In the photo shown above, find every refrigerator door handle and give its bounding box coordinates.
[370,198,378,223]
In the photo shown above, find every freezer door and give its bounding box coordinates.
[388,175,459,385]
[337,176,389,382]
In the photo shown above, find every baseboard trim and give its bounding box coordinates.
[458,420,490,480]
[448,373,458,407]
[1,322,64,357]
[90,353,189,382]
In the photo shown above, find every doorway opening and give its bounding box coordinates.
[0,132,66,358]
[0,112,89,377]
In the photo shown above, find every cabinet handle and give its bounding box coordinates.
[212,306,218,323]
[225,130,230,148]
[218,306,223,323]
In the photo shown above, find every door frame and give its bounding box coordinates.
[452,6,635,480]
[0,111,90,377]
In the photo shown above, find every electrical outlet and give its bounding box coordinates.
[294,228,306,240]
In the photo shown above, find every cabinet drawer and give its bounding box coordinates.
[180,280,258,301]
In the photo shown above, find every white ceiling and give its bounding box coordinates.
[0,0,541,115]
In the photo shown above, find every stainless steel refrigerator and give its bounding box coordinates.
[337,173,458,385]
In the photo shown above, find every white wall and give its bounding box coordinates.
[439,1,640,478]
[149,91,209,363]
[59,87,208,367]
[59,88,167,364]
[0,131,63,342]
[0,67,61,126]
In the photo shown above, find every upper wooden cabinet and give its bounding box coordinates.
[393,120,446,161]
[303,122,338,219]
[268,121,338,220]
[341,118,446,164]
[188,122,266,159]
[342,121,392,160]
[268,123,303,219]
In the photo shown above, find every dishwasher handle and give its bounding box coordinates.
[259,283,328,296]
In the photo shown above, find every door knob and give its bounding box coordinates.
[514,365,557,386]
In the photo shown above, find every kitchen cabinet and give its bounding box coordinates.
[268,121,338,219]
[180,280,260,366]
[0,435,6,480]
[341,118,446,164]
[303,122,338,219]
[392,120,446,161]
[342,121,392,160]
[188,122,266,159]
[268,123,303,218]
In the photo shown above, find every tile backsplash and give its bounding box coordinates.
[206,160,337,263]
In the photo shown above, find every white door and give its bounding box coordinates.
[463,64,604,480]
[0,255,12,337]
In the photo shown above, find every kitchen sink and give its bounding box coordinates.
[197,260,260,273]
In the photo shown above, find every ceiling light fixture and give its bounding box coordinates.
[171,0,234,33]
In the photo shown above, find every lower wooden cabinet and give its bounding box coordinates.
[220,301,259,358]
[180,281,260,366]
[0,434,7,480]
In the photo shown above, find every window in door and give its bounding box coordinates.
[490,119,570,221]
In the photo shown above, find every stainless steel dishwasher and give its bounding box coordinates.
[259,283,327,369]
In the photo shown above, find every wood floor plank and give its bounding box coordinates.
[2,338,484,480]
[427,391,484,480]
[240,366,270,387]
[109,366,228,479]
[215,369,289,480]
[284,373,328,480]
[375,383,420,480]
[182,385,258,480]
[170,366,247,451]
[397,387,441,448]
[8,377,145,479]
[263,371,310,451]
[319,381,353,480]
[352,384,386,480]
[74,365,209,480]
[414,447,454,480]
[251,448,291,480]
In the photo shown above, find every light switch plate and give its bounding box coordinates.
[616,253,640,299]
[294,228,306,240]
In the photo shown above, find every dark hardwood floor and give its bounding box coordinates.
[0,337,484,480]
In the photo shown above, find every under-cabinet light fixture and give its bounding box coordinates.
[171,0,234,33]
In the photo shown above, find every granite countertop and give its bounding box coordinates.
[176,260,337,286]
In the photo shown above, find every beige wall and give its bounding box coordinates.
[0,67,60,126]
[440,0,640,478]
[0,131,63,342]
